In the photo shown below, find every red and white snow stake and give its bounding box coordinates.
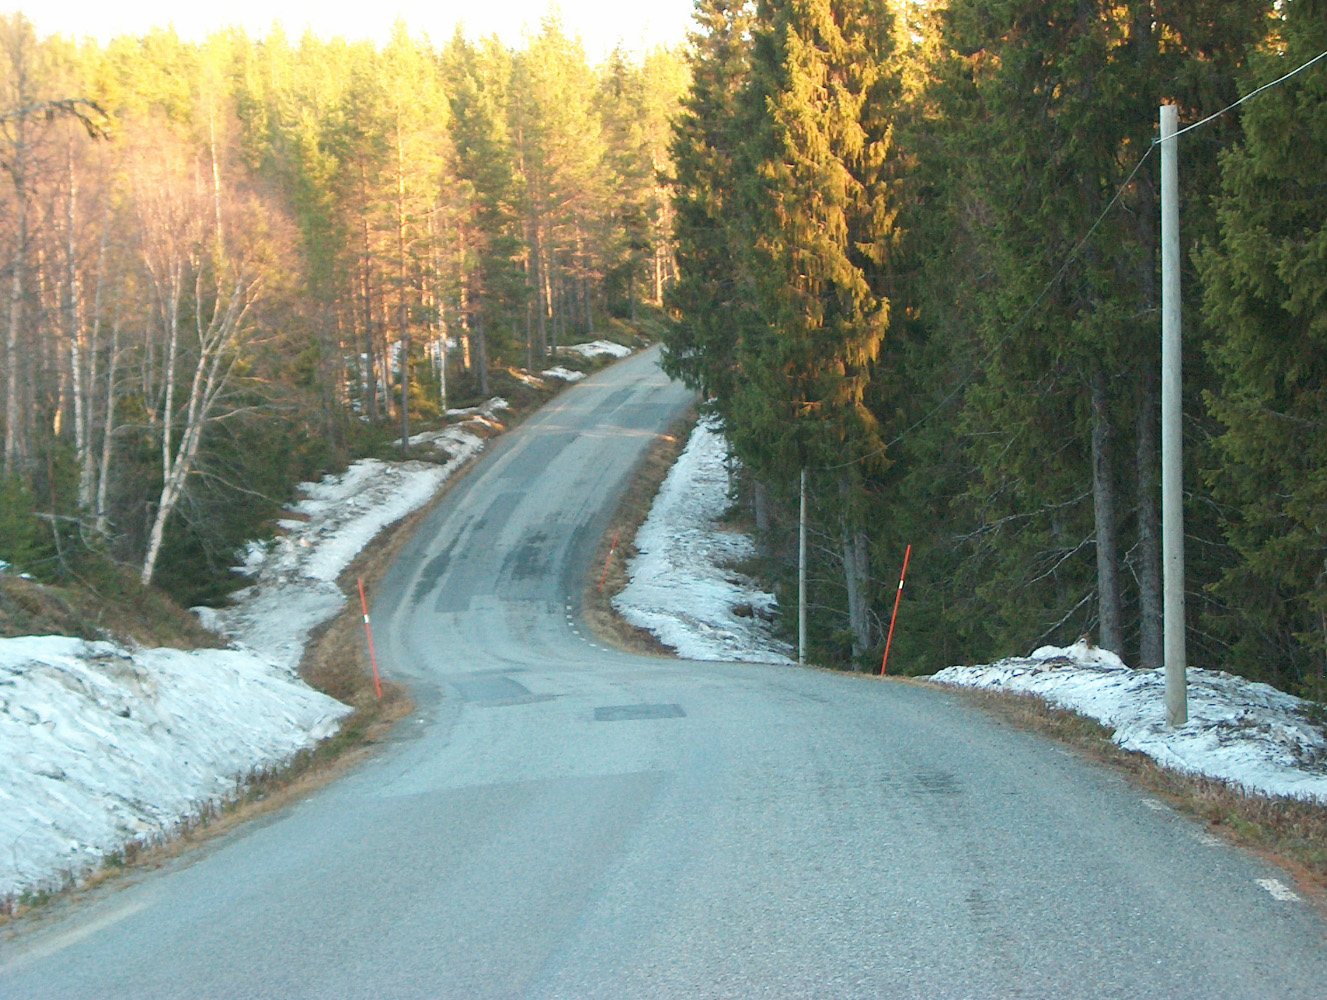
[358,577,383,699]
[880,544,912,676]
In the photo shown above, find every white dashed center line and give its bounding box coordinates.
[1257,875,1300,901]
[1256,878,1301,902]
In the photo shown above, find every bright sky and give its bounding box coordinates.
[20,1,698,63]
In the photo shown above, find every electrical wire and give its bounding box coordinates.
[821,45,1327,473]
[1163,47,1327,144]
[820,145,1154,472]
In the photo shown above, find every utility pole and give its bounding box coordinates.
[1160,104,1188,726]
[798,467,808,665]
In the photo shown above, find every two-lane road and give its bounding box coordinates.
[2,348,1325,998]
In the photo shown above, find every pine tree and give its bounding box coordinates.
[442,32,525,388]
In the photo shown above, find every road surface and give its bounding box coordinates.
[2,347,1325,999]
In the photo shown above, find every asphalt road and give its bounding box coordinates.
[2,347,1326,999]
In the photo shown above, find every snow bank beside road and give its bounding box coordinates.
[614,419,793,664]
[0,637,349,898]
[560,340,633,359]
[933,643,1327,804]
[207,399,508,669]
[617,416,1327,809]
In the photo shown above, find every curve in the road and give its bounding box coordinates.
[2,347,1325,1000]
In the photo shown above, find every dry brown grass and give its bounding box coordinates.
[940,683,1327,903]
[582,405,699,655]
[0,568,223,649]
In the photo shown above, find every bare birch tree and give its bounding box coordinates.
[131,130,274,585]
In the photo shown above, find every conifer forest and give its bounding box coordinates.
[2,1,1325,700]
[0,13,687,598]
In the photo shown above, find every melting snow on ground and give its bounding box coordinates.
[0,390,540,900]
[932,644,1327,804]
[541,366,585,382]
[0,638,349,898]
[620,421,1327,808]
[559,340,633,359]
[614,418,794,665]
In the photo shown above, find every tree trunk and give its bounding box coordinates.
[474,307,490,397]
[839,476,871,660]
[1091,366,1123,654]
[1136,363,1163,669]
[397,127,410,449]
[80,214,110,514]
[95,314,118,535]
[545,245,558,352]
[654,240,664,304]
[533,222,549,358]
[5,195,26,475]
[361,213,377,422]
[752,479,771,537]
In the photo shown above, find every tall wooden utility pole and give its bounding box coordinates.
[799,467,808,665]
[1160,104,1188,726]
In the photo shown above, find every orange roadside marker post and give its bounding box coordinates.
[598,529,621,593]
[357,577,384,699]
[880,544,912,676]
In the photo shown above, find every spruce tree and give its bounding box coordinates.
[1199,0,1327,694]
[665,0,756,411]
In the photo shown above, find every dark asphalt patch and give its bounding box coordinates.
[593,704,686,722]
[451,675,532,704]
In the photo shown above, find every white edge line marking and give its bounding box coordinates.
[2,900,148,968]
[1256,878,1301,902]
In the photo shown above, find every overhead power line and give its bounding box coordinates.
[1165,47,1327,144]
[821,46,1327,473]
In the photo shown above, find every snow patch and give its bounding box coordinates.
[0,636,351,898]
[614,419,793,665]
[506,369,545,387]
[932,641,1327,804]
[541,366,586,383]
[559,340,632,359]
[444,396,510,420]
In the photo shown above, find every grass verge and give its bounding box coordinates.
[582,405,699,655]
[933,682,1327,904]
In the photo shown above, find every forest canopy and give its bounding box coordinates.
[0,12,686,596]
[2,0,1325,702]
[664,0,1327,699]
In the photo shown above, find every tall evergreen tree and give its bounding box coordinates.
[1199,0,1327,695]
[443,32,525,388]
[665,0,756,410]
[929,0,1272,662]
